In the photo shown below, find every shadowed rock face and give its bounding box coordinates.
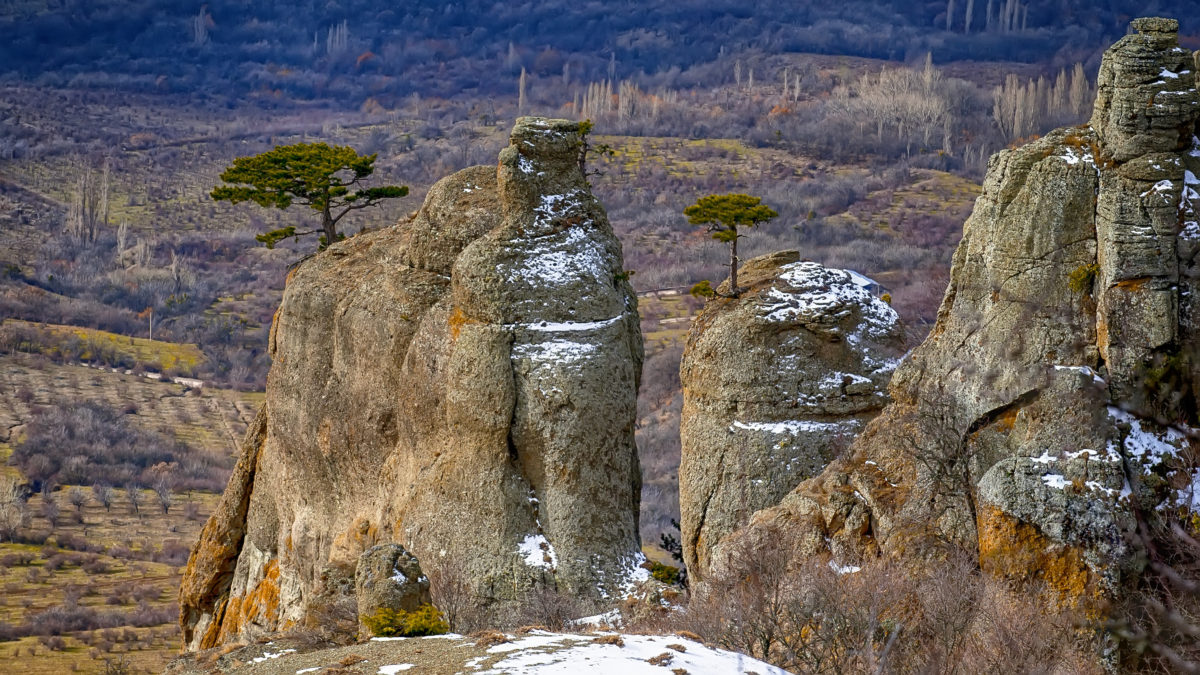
[679,252,906,581]
[179,118,645,651]
[714,17,1200,619]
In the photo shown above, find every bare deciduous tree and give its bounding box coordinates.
[91,483,114,512]
[124,485,144,517]
[0,476,29,543]
[152,477,174,515]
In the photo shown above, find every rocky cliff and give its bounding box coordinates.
[179,118,645,651]
[678,252,906,580]
[710,17,1200,616]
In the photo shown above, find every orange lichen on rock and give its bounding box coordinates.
[216,559,282,645]
[977,505,1103,615]
[1114,277,1151,292]
[448,305,472,340]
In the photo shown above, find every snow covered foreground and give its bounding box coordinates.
[461,630,789,674]
[200,629,790,674]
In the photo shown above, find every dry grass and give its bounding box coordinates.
[0,489,222,674]
[2,319,205,372]
[0,352,260,673]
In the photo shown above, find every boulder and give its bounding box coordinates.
[679,252,905,580]
[713,17,1200,623]
[180,117,645,651]
[355,544,432,637]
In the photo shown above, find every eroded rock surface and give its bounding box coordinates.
[355,544,431,638]
[679,252,905,580]
[180,118,644,651]
[713,18,1200,618]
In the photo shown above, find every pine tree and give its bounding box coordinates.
[211,143,408,250]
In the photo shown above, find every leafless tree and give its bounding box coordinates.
[518,67,528,113]
[40,493,60,529]
[0,476,28,542]
[152,477,174,515]
[91,483,114,512]
[124,485,144,517]
[65,157,110,244]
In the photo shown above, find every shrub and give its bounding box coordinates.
[361,604,449,637]
[648,560,682,586]
[1068,263,1099,295]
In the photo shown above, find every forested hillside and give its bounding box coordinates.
[3,0,1198,104]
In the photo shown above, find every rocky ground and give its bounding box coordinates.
[166,629,788,675]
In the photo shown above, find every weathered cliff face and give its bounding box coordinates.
[180,118,645,651]
[678,252,906,580]
[712,18,1200,615]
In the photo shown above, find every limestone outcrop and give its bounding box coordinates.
[355,544,431,638]
[180,118,645,651]
[678,252,905,580]
[712,18,1200,616]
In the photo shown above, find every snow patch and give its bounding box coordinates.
[759,262,899,341]
[828,561,862,574]
[1042,474,1070,490]
[250,649,295,663]
[1141,179,1175,199]
[730,419,861,435]
[518,534,558,570]
[1053,364,1106,384]
[1108,406,1187,464]
[378,666,416,674]
[512,339,598,366]
[506,226,609,288]
[476,631,789,674]
[520,315,623,333]
[1059,145,1096,167]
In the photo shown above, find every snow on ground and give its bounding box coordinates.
[249,648,295,663]
[474,631,790,674]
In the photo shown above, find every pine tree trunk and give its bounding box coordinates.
[323,207,337,245]
[729,234,739,296]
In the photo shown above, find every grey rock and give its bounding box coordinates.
[355,544,432,637]
[180,118,644,650]
[679,252,905,581]
[716,17,1200,624]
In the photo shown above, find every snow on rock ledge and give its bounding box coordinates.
[679,251,906,582]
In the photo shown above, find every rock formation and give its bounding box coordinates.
[354,544,431,638]
[711,17,1200,618]
[678,252,905,580]
[180,118,645,651]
